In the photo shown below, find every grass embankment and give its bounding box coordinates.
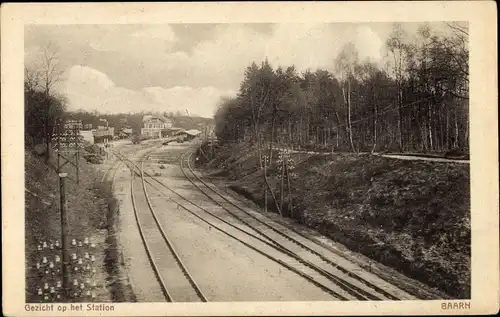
[25,149,135,302]
[103,180,137,302]
[196,142,471,299]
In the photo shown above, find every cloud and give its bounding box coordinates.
[186,23,384,88]
[265,24,343,70]
[141,85,236,117]
[89,42,114,52]
[59,65,235,118]
[183,24,342,89]
[129,25,178,42]
[352,25,384,63]
[66,65,115,90]
[27,23,433,118]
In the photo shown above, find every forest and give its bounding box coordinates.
[214,23,469,157]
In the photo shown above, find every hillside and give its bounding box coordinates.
[170,116,213,130]
[24,149,133,302]
[195,142,471,299]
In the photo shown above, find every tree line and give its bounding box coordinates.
[214,23,469,157]
[25,44,66,161]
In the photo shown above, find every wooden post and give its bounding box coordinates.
[59,172,70,297]
[74,126,79,184]
[210,132,214,158]
[264,157,268,213]
[57,122,61,173]
[286,158,293,219]
[280,154,285,213]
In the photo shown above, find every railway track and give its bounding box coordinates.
[178,149,418,301]
[117,150,350,300]
[114,146,417,301]
[132,147,398,300]
[117,151,208,302]
[101,159,121,183]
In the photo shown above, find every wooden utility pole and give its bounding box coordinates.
[264,157,268,213]
[73,126,80,184]
[58,172,70,296]
[280,155,285,212]
[210,129,214,158]
[285,158,293,219]
[53,119,83,296]
[57,121,61,173]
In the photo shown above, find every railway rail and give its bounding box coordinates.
[101,159,121,183]
[112,145,421,301]
[116,150,349,300]
[122,146,406,301]
[179,149,417,301]
[182,149,452,300]
[117,150,208,302]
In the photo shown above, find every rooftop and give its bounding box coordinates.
[164,127,184,131]
[143,115,172,123]
[183,129,202,136]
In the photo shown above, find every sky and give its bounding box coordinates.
[24,22,451,118]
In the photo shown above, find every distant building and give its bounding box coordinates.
[93,126,114,143]
[141,115,172,139]
[177,129,201,141]
[162,127,184,137]
[173,129,186,136]
[83,123,93,130]
[117,128,133,139]
[94,126,114,137]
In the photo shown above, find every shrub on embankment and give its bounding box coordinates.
[197,143,471,299]
[25,149,134,302]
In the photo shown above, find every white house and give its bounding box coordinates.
[141,115,173,138]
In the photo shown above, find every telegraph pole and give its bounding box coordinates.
[43,118,100,302]
[59,172,70,296]
[55,120,81,295]
[210,129,214,158]
[56,121,61,173]
[73,126,80,184]
[264,156,268,213]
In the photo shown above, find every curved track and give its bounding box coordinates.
[113,144,421,301]
[118,150,208,302]
[101,159,122,183]
[116,150,349,300]
[179,148,417,301]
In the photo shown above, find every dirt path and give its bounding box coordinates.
[273,146,469,164]
[377,154,469,164]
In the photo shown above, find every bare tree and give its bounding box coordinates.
[24,66,41,92]
[41,45,63,95]
[335,42,358,153]
[386,23,410,151]
[25,43,64,161]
